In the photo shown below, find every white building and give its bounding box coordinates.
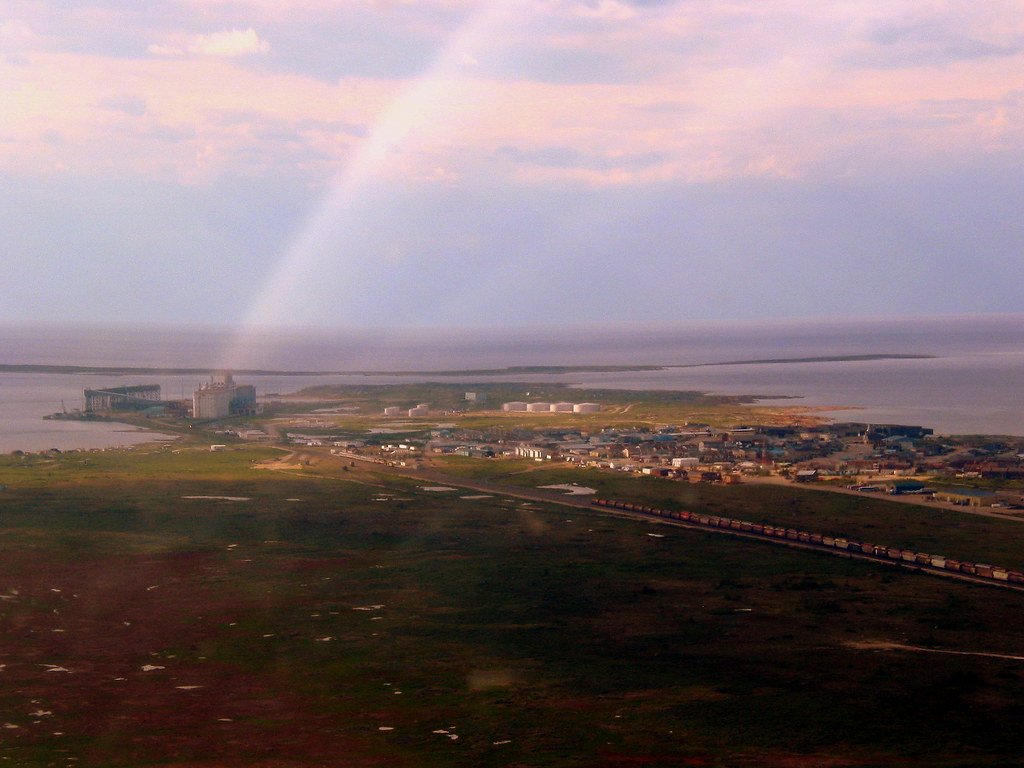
[526,402,551,413]
[193,373,256,420]
[194,384,233,419]
[408,405,429,417]
[551,402,575,413]
[502,402,528,412]
[573,402,601,414]
[383,407,403,416]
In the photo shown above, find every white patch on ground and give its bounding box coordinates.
[539,484,596,495]
[378,726,394,731]
[493,740,512,745]
[461,495,493,499]
[181,495,251,501]
[43,665,70,673]
[647,533,665,538]
[29,710,51,717]
[286,498,302,502]
[140,664,165,672]
[419,486,457,492]
[353,605,385,611]
[176,686,203,690]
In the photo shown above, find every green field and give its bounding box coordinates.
[432,457,1024,570]
[2,447,1024,766]
[271,381,814,431]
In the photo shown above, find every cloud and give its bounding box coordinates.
[97,94,148,116]
[148,28,270,58]
[572,1,638,21]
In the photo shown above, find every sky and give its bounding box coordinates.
[1,0,1022,328]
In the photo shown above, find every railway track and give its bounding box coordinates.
[312,449,1024,593]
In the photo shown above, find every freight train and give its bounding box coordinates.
[590,498,1024,586]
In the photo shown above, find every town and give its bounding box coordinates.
[63,377,1024,510]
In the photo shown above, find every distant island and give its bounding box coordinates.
[0,354,934,378]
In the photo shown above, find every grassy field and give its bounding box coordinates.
[269,381,820,431]
[2,447,1024,766]
[431,457,1024,570]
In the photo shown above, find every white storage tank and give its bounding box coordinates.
[383,406,402,416]
[408,405,429,417]
[551,402,575,412]
[526,402,552,413]
[573,402,601,413]
[502,402,528,412]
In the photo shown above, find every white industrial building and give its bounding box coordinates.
[192,374,257,420]
[503,400,601,414]
[383,406,403,416]
[408,404,429,417]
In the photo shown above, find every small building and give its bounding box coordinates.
[408,405,429,417]
[794,469,819,483]
[888,480,926,495]
[502,402,528,412]
[934,488,997,507]
[383,407,403,416]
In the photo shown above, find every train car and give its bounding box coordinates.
[751,523,764,534]
[975,564,994,579]
[929,556,946,568]
[834,538,849,550]
[945,559,961,572]
[809,533,823,545]
[915,553,930,565]
[797,532,810,543]
[786,529,799,541]
[993,568,1009,581]
[900,550,917,563]
[822,536,835,547]
[697,514,711,525]
[860,543,874,555]
[1007,571,1024,584]
[886,548,902,560]
[959,562,977,575]
[729,520,742,531]
[740,522,753,532]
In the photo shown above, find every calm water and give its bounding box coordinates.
[0,316,1022,451]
